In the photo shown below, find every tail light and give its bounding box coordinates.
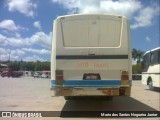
[121,71,129,85]
[56,70,63,85]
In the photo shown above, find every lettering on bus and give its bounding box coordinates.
[76,62,109,69]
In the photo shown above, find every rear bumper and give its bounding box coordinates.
[50,86,131,96]
[50,80,131,97]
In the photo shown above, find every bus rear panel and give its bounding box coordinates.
[51,14,132,98]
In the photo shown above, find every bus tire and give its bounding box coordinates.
[64,96,73,100]
[64,96,84,100]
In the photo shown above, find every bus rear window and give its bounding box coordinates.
[62,19,121,47]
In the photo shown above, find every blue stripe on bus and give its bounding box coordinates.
[51,80,121,87]
[51,80,56,86]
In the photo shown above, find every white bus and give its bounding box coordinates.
[50,14,132,100]
[142,47,160,90]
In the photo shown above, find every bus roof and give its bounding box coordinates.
[143,47,160,56]
[56,13,128,20]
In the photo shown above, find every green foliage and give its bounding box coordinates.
[132,48,144,74]
[8,62,20,71]
[8,61,50,71]
[132,63,142,74]
[34,61,50,71]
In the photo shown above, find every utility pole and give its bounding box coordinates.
[8,51,11,63]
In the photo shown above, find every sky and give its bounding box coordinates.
[0,0,159,62]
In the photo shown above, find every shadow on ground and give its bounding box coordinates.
[61,96,157,111]
[59,96,159,117]
[145,88,160,93]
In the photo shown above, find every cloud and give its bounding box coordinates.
[0,32,51,61]
[51,0,142,17]
[7,0,37,17]
[145,36,151,42]
[24,55,47,62]
[22,48,50,54]
[131,5,159,29]
[12,49,25,56]
[100,0,142,17]
[0,47,25,61]
[0,33,29,47]
[0,19,28,37]
[0,47,50,62]
[0,19,24,32]
[0,19,18,31]
[33,21,42,30]
[0,48,8,55]
[0,48,9,61]
[29,32,52,49]
[0,32,51,48]
[0,47,50,61]
[0,34,8,45]
[52,0,159,29]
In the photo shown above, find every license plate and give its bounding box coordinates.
[83,73,101,80]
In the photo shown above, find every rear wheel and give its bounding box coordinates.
[64,96,74,100]
[64,96,82,100]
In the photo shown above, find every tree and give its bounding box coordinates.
[136,50,144,63]
[7,61,50,71]
[132,63,142,74]
[34,61,50,71]
[132,48,137,61]
[8,62,20,71]
[132,48,144,75]
[132,48,144,64]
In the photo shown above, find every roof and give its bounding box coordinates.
[143,47,160,56]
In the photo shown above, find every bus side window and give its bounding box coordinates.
[150,50,158,65]
[142,53,150,72]
[150,53,153,65]
[158,49,160,64]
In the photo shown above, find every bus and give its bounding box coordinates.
[50,14,132,100]
[141,47,160,90]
